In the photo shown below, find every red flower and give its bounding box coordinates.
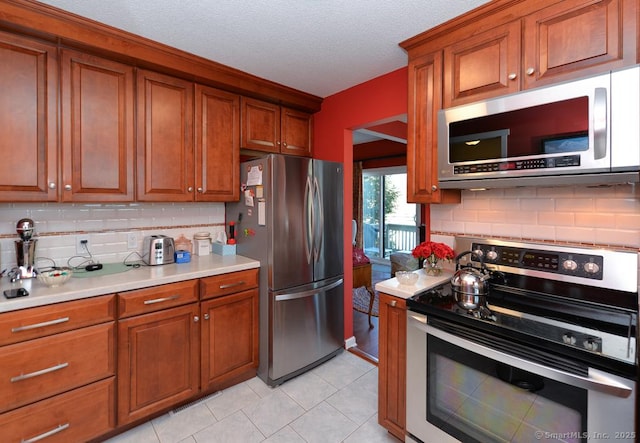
[411,241,455,262]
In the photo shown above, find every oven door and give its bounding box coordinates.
[406,312,637,443]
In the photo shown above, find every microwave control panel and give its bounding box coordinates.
[453,155,581,175]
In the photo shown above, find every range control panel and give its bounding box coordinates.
[471,242,604,280]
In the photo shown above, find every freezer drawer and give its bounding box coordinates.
[269,277,344,383]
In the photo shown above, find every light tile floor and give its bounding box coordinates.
[105,351,399,443]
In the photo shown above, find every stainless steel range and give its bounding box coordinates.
[406,237,638,443]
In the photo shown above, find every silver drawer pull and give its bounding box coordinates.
[11,362,69,383]
[219,281,245,289]
[12,317,70,333]
[143,295,180,305]
[22,423,70,443]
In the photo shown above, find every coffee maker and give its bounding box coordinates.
[8,218,37,281]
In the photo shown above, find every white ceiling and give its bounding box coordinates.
[36,0,488,98]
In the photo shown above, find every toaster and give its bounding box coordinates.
[142,235,175,265]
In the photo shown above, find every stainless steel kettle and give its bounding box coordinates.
[450,250,491,311]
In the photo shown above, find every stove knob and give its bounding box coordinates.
[583,262,600,274]
[562,333,576,345]
[583,338,599,352]
[486,250,498,261]
[472,249,483,259]
[562,259,578,271]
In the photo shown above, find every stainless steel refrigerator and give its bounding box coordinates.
[226,154,344,386]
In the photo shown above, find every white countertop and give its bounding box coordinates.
[0,254,260,313]
[375,268,452,299]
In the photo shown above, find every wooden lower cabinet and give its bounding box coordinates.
[201,288,259,391]
[0,377,115,443]
[117,302,200,425]
[378,292,407,440]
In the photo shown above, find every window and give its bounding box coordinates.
[362,167,419,260]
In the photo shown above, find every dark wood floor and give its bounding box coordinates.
[350,262,389,364]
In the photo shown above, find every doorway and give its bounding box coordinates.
[362,167,419,262]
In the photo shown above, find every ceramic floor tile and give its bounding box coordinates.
[191,410,264,443]
[312,351,374,390]
[290,401,359,443]
[280,370,338,410]
[263,425,306,442]
[152,403,217,443]
[246,375,280,398]
[103,421,159,443]
[242,390,305,437]
[205,381,261,420]
[326,371,378,425]
[178,437,196,443]
[343,414,400,443]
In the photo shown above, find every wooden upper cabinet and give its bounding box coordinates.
[523,0,635,89]
[443,21,521,108]
[241,97,280,153]
[407,50,460,204]
[444,0,636,107]
[61,50,135,202]
[136,69,194,201]
[241,97,312,157]
[0,32,58,202]
[195,85,240,201]
[281,107,312,157]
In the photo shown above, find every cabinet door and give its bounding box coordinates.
[201,289,258,392]
[137,69,194,201]
[0,31,58,201]
[407,50,460,204]
[443,20,520,108]
[61,50,134,201]
[195,85,240,201]
[523,0,636,89]
[240,97,280,153]
[378,292,406,441]
[117,303,199,425]
[281,107,312,157]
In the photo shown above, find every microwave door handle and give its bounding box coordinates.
[593,87,607,160]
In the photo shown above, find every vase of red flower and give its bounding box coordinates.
[411,241,455,276]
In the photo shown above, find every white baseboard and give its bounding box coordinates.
[344,336,357,349]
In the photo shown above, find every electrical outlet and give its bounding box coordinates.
[127,232,138,249]
[76,236,90,255]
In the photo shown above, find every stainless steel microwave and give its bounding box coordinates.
[437,66,640,189]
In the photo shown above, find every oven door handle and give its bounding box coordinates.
[424,322,634,399]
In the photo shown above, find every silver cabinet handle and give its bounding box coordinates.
[508,72,517,80]
[64,184,72,191]
[22,423,70,443]
[390,300,397,307]
[197,187,203,193]
[11,362,69,382]
[187,186,194,192]
[12,317,70,333]
[204,313,210,320]
[48,182,56,189]
[525,67,535,76]
[431,185,438,192]
[143,295,180,305]
[194,315,199,322]
[218,281,245,289]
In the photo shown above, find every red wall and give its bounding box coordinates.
[313,67,408,341]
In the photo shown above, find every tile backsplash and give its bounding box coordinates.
[430,184,640,250]
[0,202,226,270]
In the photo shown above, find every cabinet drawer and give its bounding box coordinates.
[0,322,115,413]
[0,294,115,346]
[118,279,198,318]
[200,269,259,300]
[0,377,115,443]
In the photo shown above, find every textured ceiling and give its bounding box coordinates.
[36,0,488,98]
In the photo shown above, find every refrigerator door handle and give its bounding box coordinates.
[312,176,324,262]
[304,175,313,264]
[274,278,344,301]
